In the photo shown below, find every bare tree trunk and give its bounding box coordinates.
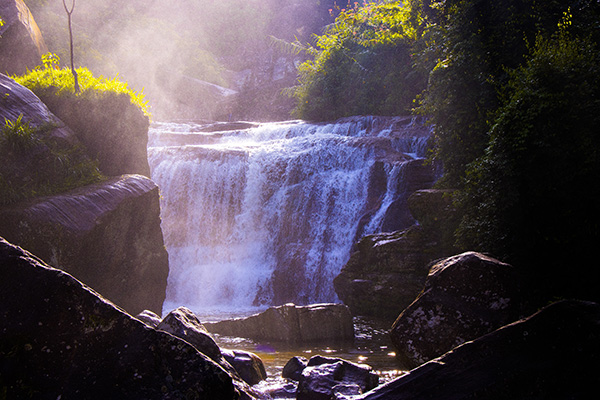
[63,0,80,93]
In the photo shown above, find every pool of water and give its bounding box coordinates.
[209,315,407,395]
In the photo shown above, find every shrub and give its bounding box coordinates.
[14,61,150,117]
[0,115,103,206]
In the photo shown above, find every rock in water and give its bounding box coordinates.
[357,300,600,399]
[390,252,526,368]
[0,1,48,74]
[0,237,236,399]
[222,349,267,386]
[0,174,169,315]
[157,306,221,361]
[296,355,379,400]
[205,303,354,343]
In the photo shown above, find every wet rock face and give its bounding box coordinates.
[357,300,600,400]
[205,303,354,344]
[0,175,169,315]
[334,226,443,322]
[0,237,236,400]
[0,1,48,74]
[390,252,526,369]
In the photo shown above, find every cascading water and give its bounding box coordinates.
[148,116,432,314]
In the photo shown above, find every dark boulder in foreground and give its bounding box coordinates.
[155,307,266,398]
[205,303,354,343]
[0,237,236,399]
[0,174,169,315]
[390,252,526,368]
[357,300,600,399]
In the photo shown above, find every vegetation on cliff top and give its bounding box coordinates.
[292,1,426,120]
[14,58,150,117]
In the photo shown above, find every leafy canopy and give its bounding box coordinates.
[292,1,426,121]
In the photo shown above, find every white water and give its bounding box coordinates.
[148,116,431,314]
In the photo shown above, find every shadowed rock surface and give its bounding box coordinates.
[0,175,169,315]
[357,300,600,399]
[205,303,354,343]
[335,189,455,322]
[0,237,236,399]
[0,0,47,75]
[390,252,527,369]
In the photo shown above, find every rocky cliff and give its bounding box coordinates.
[334,189,456,321]
[0,73,168,315]
[0,175,168,315]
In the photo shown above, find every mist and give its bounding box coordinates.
[25,0,342,120]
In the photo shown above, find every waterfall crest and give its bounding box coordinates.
[148,116,432,313]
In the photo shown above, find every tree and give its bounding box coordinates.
[292,1,427,121]
[62,0,80,93]
[456,17,600,301]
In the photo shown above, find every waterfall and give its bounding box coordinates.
[148,116,432,313]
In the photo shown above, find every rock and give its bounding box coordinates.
[0,74,73,141]
[156,307,267,399]
[0,237,236,399]
[157,306,221,361]
[282,356,308,381]
[38,91,151,177]
[297,356,379,400]
[0,175,169,315]
[0,0,48,74]
[356,300,600,399]
[406,189,455,230]
[334,225,444,322]
[390,252,526,369]
[136,309,162,327]
[205,303,354,343]
[222,349,267,386]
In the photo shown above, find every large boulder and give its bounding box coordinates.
[157,306,222,361]
[357,300,600,399]
[390,252,526,369]
[222,349,268,386]
[0,237,236,399]
[155,307,266,398]
[205,303,354,343]
[0,0,48,74]
[0,174,169,315]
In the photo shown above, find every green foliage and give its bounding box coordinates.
[14,61,150,117]
[0,115,40,154]
[455,23,600,299]
[0,116,103,206]
[292,1,427,121]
